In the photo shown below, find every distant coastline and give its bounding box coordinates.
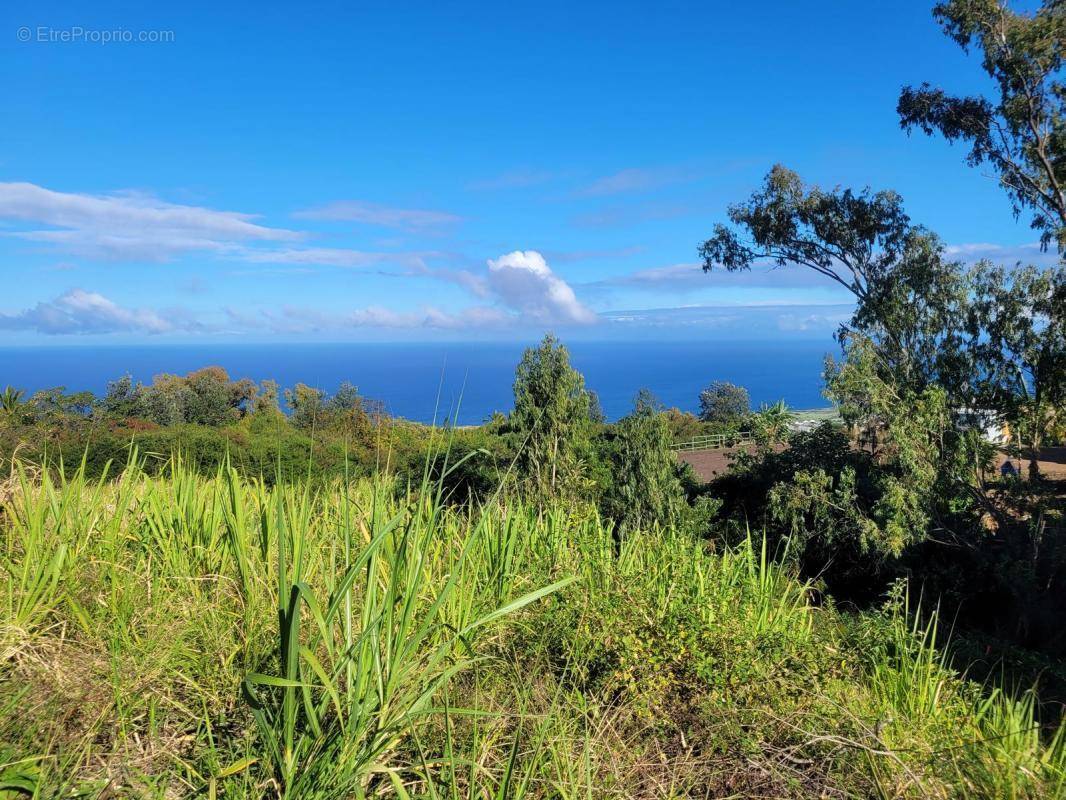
[0,339,835,425]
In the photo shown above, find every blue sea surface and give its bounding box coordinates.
[0,341,834,424]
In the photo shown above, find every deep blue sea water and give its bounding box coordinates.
[0,341,834,424]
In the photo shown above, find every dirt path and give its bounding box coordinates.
[677,445,780,482]
[679,445,1066,484]
[994,447,1066,480]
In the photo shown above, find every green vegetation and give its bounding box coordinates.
[2,2,1065,795]
[697,381,750,427]
[696,0,1066,672]
[2,456,1064,798]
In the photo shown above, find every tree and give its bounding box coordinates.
[966,262,1066,476]
[896,0,1066,473]
[139,374,195,426]
[898,0,1066,250]
[587,390,606,425]
[0,386,27,425]
[699,164,916,304]
[602,390,686,536]
[751,400,792,449]
[325,382,373,444]
[100,375,142,420]
[698,381,750,425]
[285,383,327,431]
[510,334,592,499]
[253,380,283,416]
[822,334,980,553]
[183,367,243,426]
[698,169,1001,554]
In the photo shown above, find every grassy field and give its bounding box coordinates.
[1,454,1064,798]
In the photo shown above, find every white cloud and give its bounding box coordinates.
[486,250,597,325]
[294,200,462,231]
[3,246,596,336]
[587,261,854,293]
[600,303,854,338]
[219,250,595,334]
[944,241,1060,265]
[237,304,510,333]
[0,289,200,335]
[776,311,852,332]
[0,182,300,261]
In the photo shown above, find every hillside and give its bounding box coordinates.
[1,458,1062,798]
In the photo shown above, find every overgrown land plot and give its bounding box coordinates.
[0,451,1063,798]
[3,0,1066,795]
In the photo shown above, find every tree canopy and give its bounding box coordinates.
[898,0,1066,250]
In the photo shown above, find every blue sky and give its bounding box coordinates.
[0,0,1054,344]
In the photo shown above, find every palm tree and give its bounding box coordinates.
[0,386,25,418]
[753,400,792,447]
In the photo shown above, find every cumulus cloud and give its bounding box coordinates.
[0,182,300,261]
[486,250,597,325]
[5,247,596,337]
[218,250,595,335]
[294,200,462,231]
[0,289,201,335]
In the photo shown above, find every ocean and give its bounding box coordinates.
[0,340,835,424]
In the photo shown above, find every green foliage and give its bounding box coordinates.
[699,158,1065,635]
[750,399,792,449]
[4,459,1060,798]
[699,164,916,302]
[697,380,750,425]
[95,366,260,427]
[283,383,327,431]
[823,334,975,554]
[600,390,687,536]
[898,0,1066,250]
[968,262,1066,473]
[510,333,593,499]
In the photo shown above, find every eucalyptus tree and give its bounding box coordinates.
[899,0,1066,250]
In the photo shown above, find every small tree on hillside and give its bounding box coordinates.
[698,381,750,425]
[184,367,245,426]
[100,375,141,420]
[253,380,283,416]
[511,334,592,499]
[285,383,327,431]
[326,382,374,444]
[603,389,686,536]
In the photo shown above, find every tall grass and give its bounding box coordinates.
[0,455,1063,798]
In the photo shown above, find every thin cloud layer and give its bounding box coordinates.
[579,166,689,197]
[0,182,299,261]
[237,246,429,269]
[0,289,198,335]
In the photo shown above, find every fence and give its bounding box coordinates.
[672,431,755,452]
